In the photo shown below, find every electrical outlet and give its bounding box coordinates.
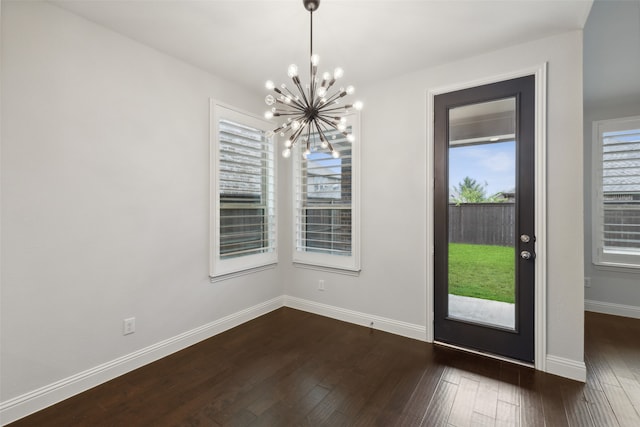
[584,277,591,288]
[318,279,325,291]
[123,317,136,335]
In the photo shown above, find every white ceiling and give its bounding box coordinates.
[50,0,594,94]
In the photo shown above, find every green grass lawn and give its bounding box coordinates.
[448,243,515,303]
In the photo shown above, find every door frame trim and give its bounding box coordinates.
[426,63,548,372]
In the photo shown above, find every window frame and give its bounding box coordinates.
[291,112,361,273]
[210,100,277,279]
[592,115,640,269]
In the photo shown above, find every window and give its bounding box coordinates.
[210,101,276,278]
[592,116,640,268]
[293,114,360,272]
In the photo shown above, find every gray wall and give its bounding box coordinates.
[583,0,640,312]
[1,1,282,402]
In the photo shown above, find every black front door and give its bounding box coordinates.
[433,76,535,363]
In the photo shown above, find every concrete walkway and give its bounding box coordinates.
[448,294,515,329]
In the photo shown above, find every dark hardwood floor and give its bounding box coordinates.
[8,308,640,426]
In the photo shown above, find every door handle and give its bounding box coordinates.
[520,250,534,260]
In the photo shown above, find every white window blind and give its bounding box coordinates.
[293,115,360,272]
[211,102,276,278]
[593,116,640,268]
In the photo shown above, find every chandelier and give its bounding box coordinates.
[263,0,362,159]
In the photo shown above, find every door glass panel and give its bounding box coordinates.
[447,98,516,329]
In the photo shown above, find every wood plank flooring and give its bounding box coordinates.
[7,308,640,426]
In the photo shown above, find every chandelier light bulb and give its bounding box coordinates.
[261,0,361,160]
[288,64,299,77]
[347,134,355,143]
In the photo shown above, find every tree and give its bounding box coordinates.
[451,176,507,204]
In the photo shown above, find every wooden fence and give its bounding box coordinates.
[449,203,515,247]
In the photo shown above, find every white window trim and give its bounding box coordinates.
[291,112,361,273]
[592,115,640,270]
[210,100,277,279]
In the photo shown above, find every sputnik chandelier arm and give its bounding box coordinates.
[263,0,362,159]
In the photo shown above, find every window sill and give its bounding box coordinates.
[210,263,277,283]
[293,262,361,277]
[592,261,640,274]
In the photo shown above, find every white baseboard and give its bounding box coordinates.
[283,295,427,341]
[585,299,640,319]
[545,354,586,382]
[0,296,284,426]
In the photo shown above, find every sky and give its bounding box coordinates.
[449,141,516,197]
